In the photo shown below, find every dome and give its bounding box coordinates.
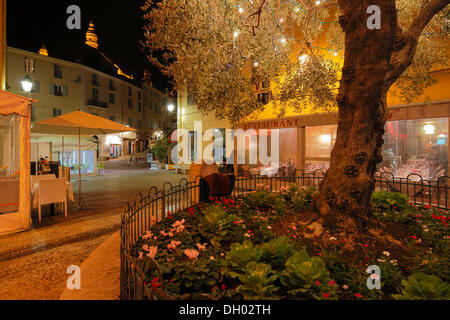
[85,21,99,49]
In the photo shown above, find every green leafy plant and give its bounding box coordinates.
[392,272,450,300]
[261,237,296,270]
[151,138,172,164]
[225,241,263,278]
[280,250,335,299]
[235,262,279,300]
[199,205,244,247]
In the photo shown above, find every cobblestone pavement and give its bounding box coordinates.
[0,162,187,300]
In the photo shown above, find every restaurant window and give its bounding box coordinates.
[128,118,133,128]
[379,118,448,179]
[128,99,132,109]
[54,64,63,79]
[305,125,337,172]
[0,114,21,214]
[138,102,142,112]
[109,115,116,122]
[63,150,95,175]
[25,57,35,73]
[109,93,115,105]
[128,87,132,97]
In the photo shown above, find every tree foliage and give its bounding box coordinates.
[142,0,449,123]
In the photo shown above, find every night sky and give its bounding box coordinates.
[6,0,171,92]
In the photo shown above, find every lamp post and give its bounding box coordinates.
[21,75,33,93]
[21,75,35,174]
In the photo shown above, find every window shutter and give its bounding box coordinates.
[33,80,40,93]
[50,83,55,95]
[62,86,68,96]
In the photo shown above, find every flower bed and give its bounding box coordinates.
[133,185,450,300]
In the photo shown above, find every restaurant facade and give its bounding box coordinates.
[176,67,450,181]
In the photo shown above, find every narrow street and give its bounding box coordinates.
[0,161,187,300]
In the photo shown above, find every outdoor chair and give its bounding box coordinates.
[36,178,67,223]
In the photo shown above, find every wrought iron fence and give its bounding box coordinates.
[120,170,449,300]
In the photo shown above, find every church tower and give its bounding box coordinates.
[38,44,48,56]
[85,21,99,49]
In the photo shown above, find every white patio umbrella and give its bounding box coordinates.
[31,111,135,209]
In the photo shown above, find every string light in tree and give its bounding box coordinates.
[299,53,309,64]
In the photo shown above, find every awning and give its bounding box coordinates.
[0,90,36,117]
[31,110,135,135]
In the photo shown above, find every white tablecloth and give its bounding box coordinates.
[31,180,75,209]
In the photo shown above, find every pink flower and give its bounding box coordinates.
[167,240,181,251]
[184,249,199,260]
[196,243,207,251]
[146,246,158,259]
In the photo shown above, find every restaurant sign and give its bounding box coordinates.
[242,118,300,130]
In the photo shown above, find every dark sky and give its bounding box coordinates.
[6,0,171,92]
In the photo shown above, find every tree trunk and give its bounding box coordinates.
[316,0,398,232]
[316,0,449,236]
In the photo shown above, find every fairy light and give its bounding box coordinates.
[233,31,239,38]
[334,51,338,56]
[299,54,309,64]
[239,7,244,13]
[279,18,284,23]
[280,37,286,44]
[316,0,321,5]
[254,61,259,67]
[295,7,300,12]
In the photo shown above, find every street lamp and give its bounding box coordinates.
[21,75,33,93]
[167,104,175,112]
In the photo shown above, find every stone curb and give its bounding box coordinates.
[59,231,120,300]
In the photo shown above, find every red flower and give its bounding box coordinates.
[329,281,336,286]
[151,277,162,290]
[221,284,226,291]
[314,281,321,286]
[355,293,363,299]
[411,235,417,240]
[323,293,330,299]
[364,244,369,248]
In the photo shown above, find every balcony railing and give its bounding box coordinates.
[87,99,108,109]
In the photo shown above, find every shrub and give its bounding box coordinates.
[280,250,335,299]
[261,237,296,270]
[392,272,450,300]
[235,262,279,300]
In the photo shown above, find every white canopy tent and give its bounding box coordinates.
[31,111,135,209]
[0,90,33,235]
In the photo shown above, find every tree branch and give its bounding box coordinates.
[244,0,267,35]
[386,0,449,85]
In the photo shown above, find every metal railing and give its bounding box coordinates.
[120,171,449,300]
